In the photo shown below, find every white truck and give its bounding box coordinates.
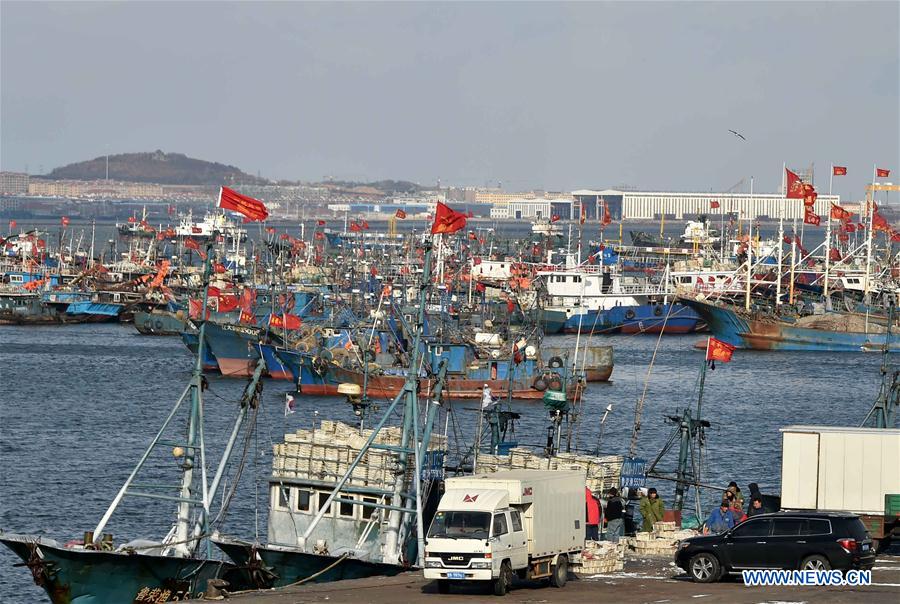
[423,469,585,596]
[780,425,900,550]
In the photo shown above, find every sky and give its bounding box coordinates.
[1,1,898,198]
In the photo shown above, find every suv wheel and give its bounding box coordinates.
[550,555,568,588]
[689,553,721,583]
[800,555,831,571]
[493,561,512,596]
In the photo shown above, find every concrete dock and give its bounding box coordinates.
[228,553,900,603]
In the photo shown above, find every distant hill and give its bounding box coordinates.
[325,179,422,195]
[45,151,266,186]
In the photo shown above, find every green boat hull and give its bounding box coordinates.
[1,535,237,603]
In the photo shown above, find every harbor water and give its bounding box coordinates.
[0,323,885,602]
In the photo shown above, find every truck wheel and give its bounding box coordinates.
[689,553,721,583]
[437,580,450,594]
[800,555,831,571]
[493,561,512,596]
[549,555,568,588]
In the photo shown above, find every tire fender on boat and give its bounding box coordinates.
[548,355,564,369]
[624,309,636,320]
[532,376,548,391]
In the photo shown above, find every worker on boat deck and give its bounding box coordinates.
[639,487,665,532]
[481,384,497,409]
[603,487,625,542]
[723,490,746,523]
[747,496,765,518]
[726,481,744,510]
[704,500,736,534]
[585,487,601,541]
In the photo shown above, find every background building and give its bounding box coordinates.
[0,172,29,195]
[572,189,839,221]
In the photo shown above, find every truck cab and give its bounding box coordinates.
[423,470,584,596]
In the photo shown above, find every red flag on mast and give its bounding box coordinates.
[217,186,268,222]
[832,166,847,176]
[785,168,805,199]
[876,168,891,178]
[431,202,467,235]
[706,337,735,364]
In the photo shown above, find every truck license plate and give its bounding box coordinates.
[447,572,466,579]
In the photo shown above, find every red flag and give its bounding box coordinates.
[468,231,477,240]
[837,232,850,242]
[362,220,370,230]
[156,232,166,241]
[317,219,326,226]
[218,186,268,222]
[184,237,200,250]
[431,202,467,234]
[710,200,720,209]
[265,226,276,235]
[706,337,735,363]
[214,262,227,273]
[61,216,70,227]
[830,204,851,221]
[601,201,612,227]
[579,203,586,225]
[349,222,362,232]
[188,298,209,320]
[280,233,290,240]
[551,214,560,222]
[395,209,407,219]
[269,313,302,330]
[877,168,891,178]
[192,226,203,234]
[892,231,900,243]
[843,222,856,233]
[314,231,325,240]
[829,248,842,262]
[804,208,821,226]
[8,219,17,229]
[127,216,137,223]
[802,183,818,207]
[833,166,847,176]
[872,211,891,232]
[785,168,805,199]
[506,298,516,313]
[239,309,256,325]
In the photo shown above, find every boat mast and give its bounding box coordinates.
[745,177,753,312]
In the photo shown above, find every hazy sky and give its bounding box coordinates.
[2,1,897,197]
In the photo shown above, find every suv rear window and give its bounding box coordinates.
[837,518,869,541]
[804,519,831,536]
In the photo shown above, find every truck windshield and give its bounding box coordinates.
[427,511,491,540]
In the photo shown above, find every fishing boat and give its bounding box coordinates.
[679,293,900,352]
[1,249,264,602]
[212,235,452,589]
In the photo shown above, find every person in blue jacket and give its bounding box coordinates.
[704,500,736,534]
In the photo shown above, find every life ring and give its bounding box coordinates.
[624,309,636,320]
[532,376,548,392]
[548,356,564,369]
[654,306,663,317]
[548,374,563,391]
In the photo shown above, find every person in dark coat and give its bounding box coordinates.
[604,487,625,542]
[747,496,765,517]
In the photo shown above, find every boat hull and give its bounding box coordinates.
[134,310,187,336]
[679,297,900,352]
[213,538,406,589]
[0,535,235,604]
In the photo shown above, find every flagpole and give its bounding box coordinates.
[824,163,833,300]
[776,164,785,306]
[864,164,876,307]
[745,177,753,312]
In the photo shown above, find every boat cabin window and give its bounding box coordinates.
[317,491,333,515]
[338,496,356,519]
[295,489,312,513]
[572,276,582,283]
[10,275,23,283]
[273,485,290,511]
[361,496,378,520]
[492,513,509,537]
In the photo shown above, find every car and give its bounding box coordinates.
[674,512,876,583]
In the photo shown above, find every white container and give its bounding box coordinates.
[780,425,900,515]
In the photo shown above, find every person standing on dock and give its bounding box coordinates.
[704,501,736,534]
[639,487,665,532]
[604,487,625,542]
[585,487,601,541]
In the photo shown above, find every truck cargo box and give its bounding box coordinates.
[443,470,585,557]
[780,425,900,515]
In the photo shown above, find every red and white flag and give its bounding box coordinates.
[395,209,407,219]
[217,186,268,222]
[706,337,735,365]
[785,168,805,199]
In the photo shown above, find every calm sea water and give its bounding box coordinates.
[0,323,887,601]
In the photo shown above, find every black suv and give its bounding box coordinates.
[675,512,876,582]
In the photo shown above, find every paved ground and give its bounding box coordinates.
[228,553,900,603]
